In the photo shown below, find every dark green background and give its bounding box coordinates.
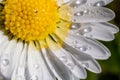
[84,0,120,80]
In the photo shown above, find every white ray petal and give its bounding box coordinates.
[0,37,9,56]
[26,42,54,80]
[71,6,115,23]
[56,0,71,6]
[11,43,27,80]
[11,41,23,73]
[69,22,118,41]
[46,37,87,79]
[62,42,101,73]
[50,34,102,73]
[0,40,17,79]
[85,0,113,6]
[67,0,113,7]
[99,22,119,34]
[40,42,63,80]
[77,23,114,41]
[0,31,8,45]
[55,29,111,60]
[46,48,74,80]
[41,40,76,80]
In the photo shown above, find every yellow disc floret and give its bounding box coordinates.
[3,0,59,41]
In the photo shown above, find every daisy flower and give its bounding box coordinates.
[0,0,119,80]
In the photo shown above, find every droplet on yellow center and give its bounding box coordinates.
[3,0,59,41]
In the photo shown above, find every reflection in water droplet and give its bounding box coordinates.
[70,23,81,30]
[1,59,9,66]
[94,1,105,7]
[60,56,67,62]
[83,27,92,33]
[74,11,84,16]
[34,64,39,69]
[70,0,87,8]
[79,46,88,52]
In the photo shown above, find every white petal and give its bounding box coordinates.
[41,39,78,80]
[79,23,114,41]
[68,0,87,8]
[40,43,63,80]
[0,40,17,79]
[45,49,73,80]
[63,0,71,3]
[99,22,119,34]
[45,38,76,80]
[56,0,71,6]
[55,29,111,60]
[70,22,119,34]
[0,31,8,45]
[68,0,112,8]
[85,0,113,6]
[63,42,101,73]
[71,6,115,23]
[49,34,102,73]
[0,37,9,56]
[11,43,27,80]
[46,37,87,79]
[26,42,54,80]
[11,41,23,80]
[69,22,117,41]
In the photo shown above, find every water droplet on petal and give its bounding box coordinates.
[94,1,105,7]
[79,46,88,52]
[34,64,39,69]
[83,10,89,14]
[70,23,81,30]
[72,41,78,44]
[74,11,84,16]
[60,56,67,62]
[82,27,92,34]
[1,59,9,66]
[70,0,87,8]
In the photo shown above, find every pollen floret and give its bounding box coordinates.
[3,0,59,41]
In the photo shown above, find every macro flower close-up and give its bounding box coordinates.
[0,0,119,80]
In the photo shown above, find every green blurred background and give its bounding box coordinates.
[84,0,120,80]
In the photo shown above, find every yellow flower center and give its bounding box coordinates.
[3,0,59,41]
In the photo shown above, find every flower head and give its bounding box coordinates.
[0,0,119,80]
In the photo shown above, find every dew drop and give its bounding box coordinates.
[1,59,9,66]
[74,11,84,16]
[72,40,78,44]
[83,27,92,34]
[79,46,88,52]
[94,1,105,7]
[34,64,39,69]
[70,0,87,8]
[60,56,67,62]
[70,23,81,30]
